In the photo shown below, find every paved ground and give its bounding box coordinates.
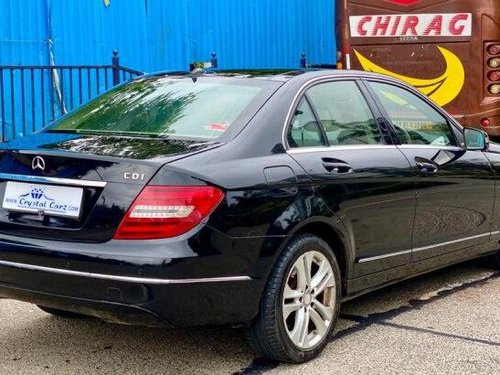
[0,259,499,375]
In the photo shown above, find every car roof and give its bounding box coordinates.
[144,69,308,82]
[142,68,401,84]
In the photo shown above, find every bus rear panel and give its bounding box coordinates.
[339,0,500,136]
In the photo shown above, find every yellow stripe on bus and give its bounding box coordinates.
[354,46,465,107]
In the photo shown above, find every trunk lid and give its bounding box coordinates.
[0,132,219,242]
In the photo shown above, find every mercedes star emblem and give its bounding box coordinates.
[32,156,46,171]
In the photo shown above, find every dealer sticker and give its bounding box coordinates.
[2,181,83,219]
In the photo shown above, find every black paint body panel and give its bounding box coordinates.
[0,70,498,327]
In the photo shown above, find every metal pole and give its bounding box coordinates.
[112,50,120,86]
[211,52,218,68]
[300,53,307,68]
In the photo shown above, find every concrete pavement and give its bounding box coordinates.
[0,260,498,375]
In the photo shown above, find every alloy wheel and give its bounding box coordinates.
[282,250,336,349]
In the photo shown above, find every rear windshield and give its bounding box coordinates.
[47,76,273,140]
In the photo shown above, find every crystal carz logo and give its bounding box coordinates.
[4,186,54,210]
[5,186,75,214]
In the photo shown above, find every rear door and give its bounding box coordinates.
[364,79,495,262]
[286,79,416,277]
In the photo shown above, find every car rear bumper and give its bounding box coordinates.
[0,258,261,326]
[0,278,168,326]
[0,231,273,327]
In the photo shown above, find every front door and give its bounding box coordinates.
[366,80,495,262]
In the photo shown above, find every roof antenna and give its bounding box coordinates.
[190,67,205,83]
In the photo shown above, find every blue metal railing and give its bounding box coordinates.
[0,50,143,141]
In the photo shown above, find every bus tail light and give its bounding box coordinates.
[481,118,491,128]
[487,71,500,82]
[488,84,500,95]
[488,58,500,69]
[488,44,500,55]
[485,42,500,96]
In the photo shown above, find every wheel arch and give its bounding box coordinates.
[280,218,353,296]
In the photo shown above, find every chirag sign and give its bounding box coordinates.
[350,13,472,37]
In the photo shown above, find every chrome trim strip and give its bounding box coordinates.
[358,232,492,263]
[0,173,107,188]
[0,260,252,284]
[287,145,397,154]
[412,232,491,253]
[397,145,462,151]
[358,249,412,263]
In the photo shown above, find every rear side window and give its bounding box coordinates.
[288,98,326,148]
[369,81,456,146]
[307,81,382,145]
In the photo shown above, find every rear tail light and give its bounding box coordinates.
[114,186,224,240]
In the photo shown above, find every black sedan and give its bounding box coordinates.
[0,69,499,363]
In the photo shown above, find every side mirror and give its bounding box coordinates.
[464,127,489,151]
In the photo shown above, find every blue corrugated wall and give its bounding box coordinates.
[0,0,336,139]
[1,0,336,71]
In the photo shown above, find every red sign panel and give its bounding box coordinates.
[385,0,422,5]
[350,13,472,37]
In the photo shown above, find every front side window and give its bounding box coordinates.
[307,81,382,145]
[369,81,456,146]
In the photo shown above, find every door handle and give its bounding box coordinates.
[415,157,438,173]
[321,158,353,174]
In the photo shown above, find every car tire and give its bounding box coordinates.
[489,251,500,269]
[246,234,342,363]
[38,305,88,319]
